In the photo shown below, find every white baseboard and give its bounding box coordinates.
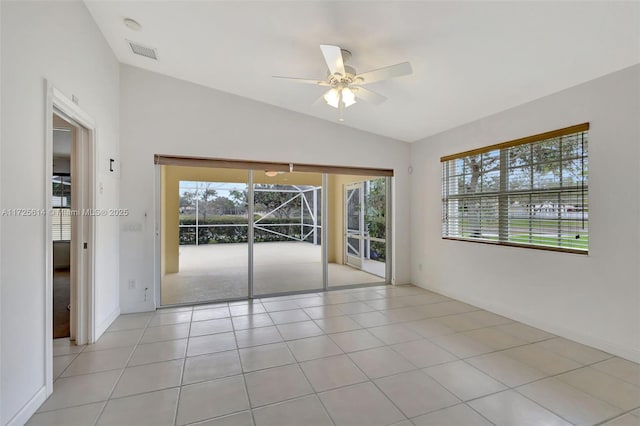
[95,306,121,340]
[120,301,156,314]
[7,386,46,426]
[415,282,640,364]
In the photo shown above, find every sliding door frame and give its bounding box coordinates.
[247,170,255,299]
[154,156,393,308]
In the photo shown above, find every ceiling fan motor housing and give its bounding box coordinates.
[328,65,358,86]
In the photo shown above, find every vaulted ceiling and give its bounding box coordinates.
[85,1,640,142]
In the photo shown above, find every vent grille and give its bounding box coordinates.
[127,40,158,60]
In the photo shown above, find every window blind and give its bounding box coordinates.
[52,175,72,241]
[441,124,589,254]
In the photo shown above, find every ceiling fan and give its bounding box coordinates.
[274,45,412,121]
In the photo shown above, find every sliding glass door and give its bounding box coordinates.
[160,166,249,305]
[158,161,391,306]
[329,176,388,287]
[252,171,324,296]
[345,182,364,269]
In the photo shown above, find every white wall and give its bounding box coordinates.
[119,64,411,313]
[410,64,640,362]
[0,2,120,424]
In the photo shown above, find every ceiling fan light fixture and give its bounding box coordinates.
[274,44,412,120]
[342,87,356,107]
[323,88,340,108]
[324,87,356,109]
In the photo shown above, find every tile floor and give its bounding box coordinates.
[29,285,640,426]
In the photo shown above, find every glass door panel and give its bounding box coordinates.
[345,183,364,268]
[329,175,388,287]
[253,170,323,296]
[161,166,249,305]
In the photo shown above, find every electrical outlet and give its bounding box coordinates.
[128,279,136,289]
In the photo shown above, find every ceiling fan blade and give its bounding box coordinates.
[320,44,346,76]
[352,86,387,105]
[355,62,412,85]
[312,90,330,106]
[273,76,330,86]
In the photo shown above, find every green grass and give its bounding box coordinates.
[509,234,588,249]
[459,230,588,250]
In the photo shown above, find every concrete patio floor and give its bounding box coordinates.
[161,242,386,305]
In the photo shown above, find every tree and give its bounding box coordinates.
[365,178,387,261]
[365,178,386,239]
[198,184,217,223]
[254,185,300,220]
[455,135,587,238]
[229,189,248,215]
[211,196,235,215]
[229,189,247,207]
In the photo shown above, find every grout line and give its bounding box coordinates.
[461,402,499,426]
[42,287,636,426]
[230,309,258,426]
[510,387,579,425]
[594,407,640,426]
[91,314,150,426]
[34,399,109,416]
[51,350,82,381]
[173,309,194,426]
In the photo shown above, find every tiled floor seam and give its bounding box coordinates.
[33,399,108,417]
[42,287,638,426]
[294,346,360,425]
[458,402,499,426]
[368,371,435,422]
[510,385,585,426]
[92,317,150,426]
[593,407,640,426]
[173,310,194,426]
[52,351,82,380]
[231,307,259,426]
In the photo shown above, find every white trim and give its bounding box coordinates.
[45,81,97,399]
[95,306,121,338]
[44,83,54,396]
[154,164,161,308]
[120,303,156,315]
[416,282,640,364]
[322,174,328,290]
[6,386,46,426]
[0,3,3,420]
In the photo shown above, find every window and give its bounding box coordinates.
[441,123,589,253]
[52,175,72,241]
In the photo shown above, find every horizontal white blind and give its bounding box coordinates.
[441,128,588,253]
[52,175,72,241]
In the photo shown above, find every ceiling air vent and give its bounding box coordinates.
[127,40,158,60]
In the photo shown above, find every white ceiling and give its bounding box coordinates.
[85,1,640,142]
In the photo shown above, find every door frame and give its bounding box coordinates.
[45,82,96,396]
[343,178,391,281]
[153,160,394,307]
[344,182,365,268]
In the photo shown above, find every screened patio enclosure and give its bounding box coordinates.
[159,163,390,306]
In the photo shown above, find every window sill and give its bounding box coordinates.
[442,237,588,255]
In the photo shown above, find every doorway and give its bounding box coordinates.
[344,179,387,278]
[46,83,97,395]
[50,109,94,345]
[52,118,74,338]
[157,157,392,306]
[345,182,364,269]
